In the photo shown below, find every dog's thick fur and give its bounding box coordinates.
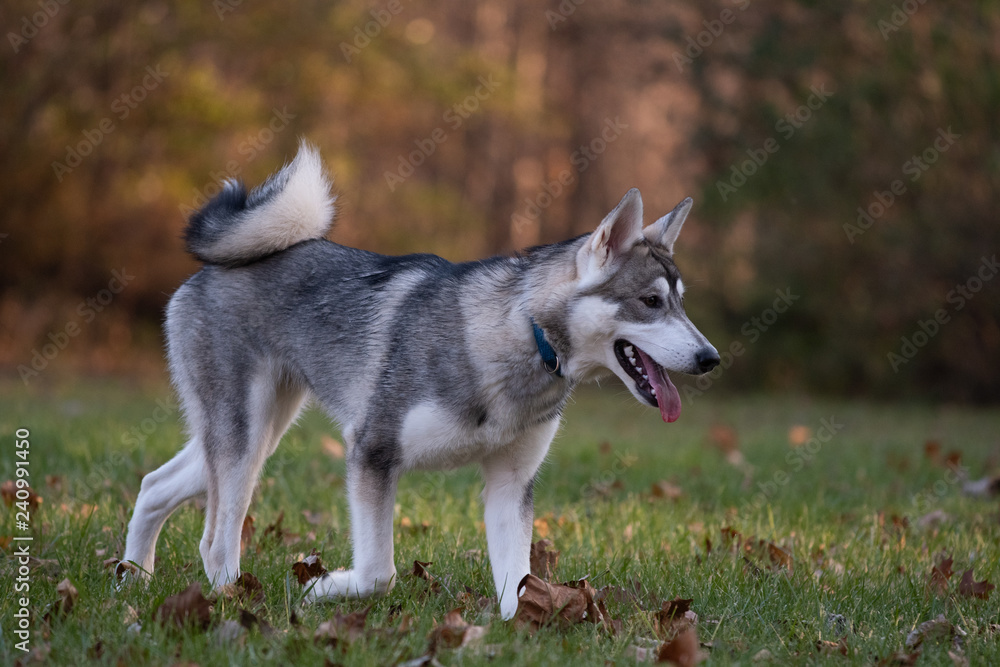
[121,141,719,619]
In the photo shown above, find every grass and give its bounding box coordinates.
[1,377,998,665]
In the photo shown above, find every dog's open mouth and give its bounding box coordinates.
[613,340,682,423]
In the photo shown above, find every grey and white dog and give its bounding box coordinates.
[121,141,719,619]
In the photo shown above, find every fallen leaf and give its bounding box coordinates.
[45,475,64,492]
[816,637,848,656]
[292,549,327,585]
[924,440,941,462]
[877,648,921,666]
[905,614,965,650]
[240,516,255,555]
[238,608,278,638]
[944,450,962,469]
[533,517,550,538]
[928,556,954,596]
[51,578,78,618]
[1,480,42,511]
[154,583,213,630]
[529,539,560,581]
[321,435,345,459]
[514,574,605,633]
[412,560,434,580]
[656,626,705,665]
[428,608,487,650]
[216,572,265,608]
[653,597,696,639]
[260,511,298,546]
[958,568,995,600]
[788,425,812,447]
[708,425,739,453]
[314,607,370,647]
[651,480,683,501]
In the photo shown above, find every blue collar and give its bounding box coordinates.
[530,318,562,377]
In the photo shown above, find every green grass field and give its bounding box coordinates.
[1,379,998,665]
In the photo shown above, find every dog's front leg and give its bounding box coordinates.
[306,453,398,600]
[481,419,559,620]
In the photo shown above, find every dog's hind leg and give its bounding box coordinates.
[202,370,307,588]
[306,441,399,600]
[481,418,559,620]
[121,438,207,578]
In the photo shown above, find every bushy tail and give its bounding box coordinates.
[184,140,336,266]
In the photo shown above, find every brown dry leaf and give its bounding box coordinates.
[260,511,298,547]
[928,556,954,595]
[314,607,370,647]
[944,450,962,469]
[958,568,995,599]
[1,480,42,511]
[905,614,966,649]
[321,435,345,459]
[292,549,327,585]
[514,574,604,633]
[759,541,794,572]
[816,637,848,656]
[878,648,921,666]
[788,425,812,447]
[599,440,613,455]
[533,517,550,538]
[708,425,739,454]
[653,597,696,639]
[656,626,706,665]
[924,440,941,462]
[51,578,78,618]
[412,559,434,581]
[45,475,64,492]
[154,583,213,630]
[428,608,487,650]
[238,608,278,638]
[651,480,683,501]
[529,539,560,581]
[240,515,255,555]
[216,572,265,608]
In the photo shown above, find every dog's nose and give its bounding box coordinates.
[695,348,720,373]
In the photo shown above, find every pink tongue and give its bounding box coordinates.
[636,348,682,423]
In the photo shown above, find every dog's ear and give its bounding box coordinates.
[643,197,693,254]
[580,189,643,273]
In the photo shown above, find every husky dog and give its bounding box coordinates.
[121,141,719,620]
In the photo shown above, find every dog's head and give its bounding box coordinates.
[566,189,719,422]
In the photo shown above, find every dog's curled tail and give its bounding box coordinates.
[184,140,335,266]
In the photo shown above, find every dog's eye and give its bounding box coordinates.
[641,295,662,308]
